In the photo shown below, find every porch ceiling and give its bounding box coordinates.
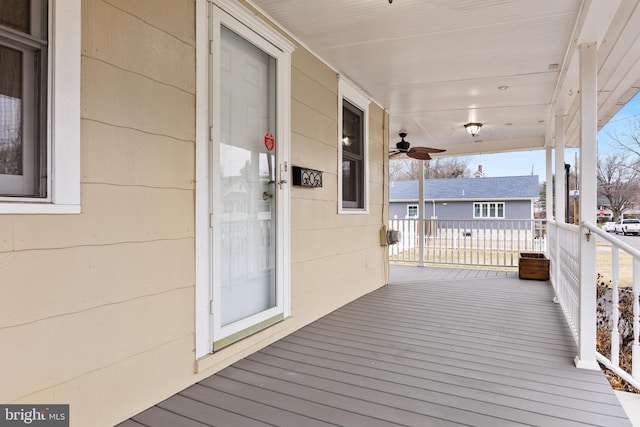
[249,0,640,157]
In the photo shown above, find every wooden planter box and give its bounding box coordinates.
[519,252,550,280]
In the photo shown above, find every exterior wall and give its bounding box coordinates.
[290,48,388,323]
[1,1,197,425]
[391,200,533,220]
[0,1,388,425]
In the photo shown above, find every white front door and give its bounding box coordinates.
[209,6,291,351]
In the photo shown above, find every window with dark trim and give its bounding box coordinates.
[341,99,365,209]
[0,0,48,197]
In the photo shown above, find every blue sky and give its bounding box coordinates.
[459,92,640,181]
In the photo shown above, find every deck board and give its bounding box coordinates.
[180,383,336,427]
[258,341,623,416]
[157,394,270,427]
[119,265,632,426]
[130,406,210,427]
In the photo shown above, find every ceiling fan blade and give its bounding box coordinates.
[418,147,447,153]
[389,151,403,159]
[407,148,432,160]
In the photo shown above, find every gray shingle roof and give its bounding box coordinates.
[390,175,540,200]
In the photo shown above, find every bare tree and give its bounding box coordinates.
[597,153,640,220]
[426,158,470,178]
[608,115,640,157]
[389,159,417,180]
[390,158,470,180]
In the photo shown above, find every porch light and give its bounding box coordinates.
[464,122,483,136]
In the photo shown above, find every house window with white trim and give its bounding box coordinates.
[0,0,80,213]
[474,202,505,218]
[0,1,47,197]
[338,79,369,213]
[407,204,418,218]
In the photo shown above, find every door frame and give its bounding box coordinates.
[195,0,294,358]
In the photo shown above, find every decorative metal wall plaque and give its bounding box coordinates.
[292,166,322,187]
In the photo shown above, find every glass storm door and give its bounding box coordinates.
[212,23,283,349]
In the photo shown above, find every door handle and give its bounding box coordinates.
[278,162,288,189]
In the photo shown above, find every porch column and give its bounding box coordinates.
[545,145,553,222]
[576,42,599,370]
[545,145,558,290]
[555,115,566,225]
[418,159,425,267]
[553,116,566,304]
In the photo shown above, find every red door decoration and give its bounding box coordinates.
[264,132,275,151]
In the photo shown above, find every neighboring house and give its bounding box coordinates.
[390,175,540,221]
[597,195,615,221]
[596,195,640,220]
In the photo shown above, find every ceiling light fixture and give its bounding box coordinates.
[464,122,483,137]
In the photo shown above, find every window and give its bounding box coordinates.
[474,202,505,218]
[0,1,47,197]
[338,78,369,213]
[0,0,80,213]
[407,204,418,218]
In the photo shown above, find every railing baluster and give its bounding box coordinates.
[465,220,469,265]
[612,246,620,368]
[484,222,494,265]
[634,258,640,380]
[470,220,473,265]
[512,220,515,261]
[502,221,506,266]
[410,219,415,262]
[482,221,485,265]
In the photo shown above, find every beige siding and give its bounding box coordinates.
[83,0,195,93]
[290,47,388,323]
[81,121,195,189]
[1,1,388,425]
[2,0,197,425]
[0,215,12,251]
[0,240,194,328]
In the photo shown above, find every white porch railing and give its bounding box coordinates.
[547,221,580,341]
[579,222,640,391]
[388,218,547,267]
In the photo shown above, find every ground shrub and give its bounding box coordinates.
[596,274,639,394]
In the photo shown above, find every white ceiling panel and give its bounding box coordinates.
[250,0,640,155]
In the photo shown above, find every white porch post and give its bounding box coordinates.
[575,42,599,370]
[545,144,558,286]
[555,115,566,225]
[545,145,553,222]
[553,116,566,301]
[418,160,425,267]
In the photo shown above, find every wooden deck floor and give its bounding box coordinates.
[119,265,632,426]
